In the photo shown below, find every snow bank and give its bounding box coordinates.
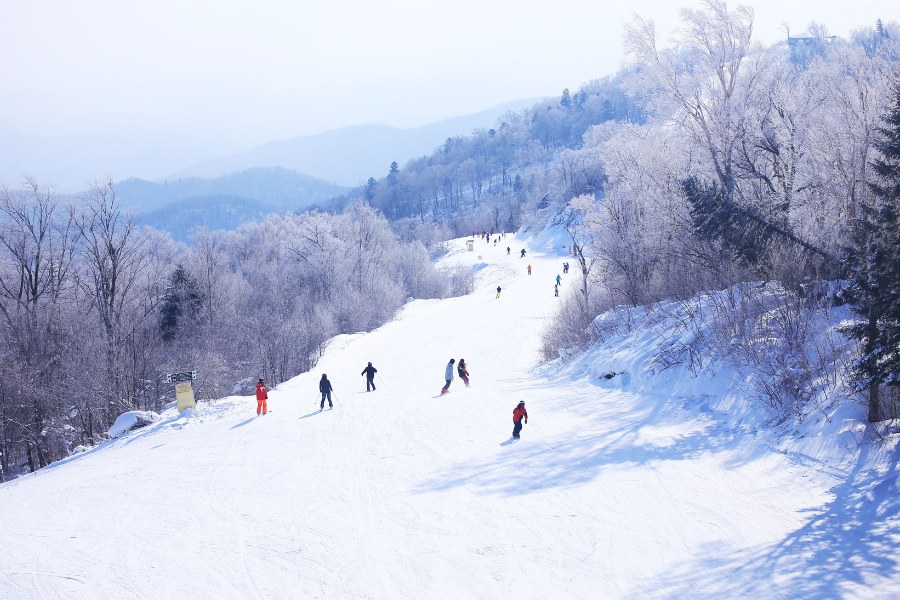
[107,410,161,438]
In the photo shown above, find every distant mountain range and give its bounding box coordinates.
[119,167,349,242]
[167,99,539,186]
[0,99,538,193]
[4,97,541,241]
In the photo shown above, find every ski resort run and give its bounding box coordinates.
[0,233,896,599]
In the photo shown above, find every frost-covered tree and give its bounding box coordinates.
[626,0,755,197]
[0,180,79,471]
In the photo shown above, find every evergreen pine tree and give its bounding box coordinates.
[842,79,900,421]
[560,88,572,109]
[365,177,377,204]
[158,264,204,343]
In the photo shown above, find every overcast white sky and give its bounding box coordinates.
[1,0,895,147]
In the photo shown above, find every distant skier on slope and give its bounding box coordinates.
[507,246,510,255]
[496,286,502,298]
[256,378,269,415]
[319,374,334,410]
[457,358,470,387]
[361,362,377,391]
[520,249,526,258]
[512,400,528,439]
[527,264,532,275]
[556,274,562,286]
[440,359,455,394]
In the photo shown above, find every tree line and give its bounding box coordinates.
[0,187,452,479]
[330,2,899,423]
[532,3,899,423]
[3,1,897,479]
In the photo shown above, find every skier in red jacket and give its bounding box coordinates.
[256,378,268,415]
[512,400,528,439]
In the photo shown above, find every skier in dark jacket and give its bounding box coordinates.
[319,374,334,410]
[457,359,470,387]
[361,362,377,391]
[512,400,528,439]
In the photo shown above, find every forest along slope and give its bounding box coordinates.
[0,234,888,599]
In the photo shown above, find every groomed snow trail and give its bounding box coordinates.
[0,234,892,599]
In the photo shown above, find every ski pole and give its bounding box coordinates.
[333,392,342,407]
[377,374,386,388]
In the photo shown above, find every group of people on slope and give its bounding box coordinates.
[440,358,469,393]
[317,362,379,411]
[439,358,527,439]
[254,361,378,415]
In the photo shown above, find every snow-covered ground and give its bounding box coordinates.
[0,233,897,599]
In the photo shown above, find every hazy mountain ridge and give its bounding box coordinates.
[117,166,349,241]
[134,194,276,242]
[169,98,541,185]
[116,166,348,213]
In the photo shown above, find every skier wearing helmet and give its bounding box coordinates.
[512,400,528,439]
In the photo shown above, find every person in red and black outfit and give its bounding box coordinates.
[256,378,268,415]
[457,359,470,387]
[512,400,528,439]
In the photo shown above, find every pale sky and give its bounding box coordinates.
[1,0,895,148]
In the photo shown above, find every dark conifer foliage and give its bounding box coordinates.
[159,264,204,342]
[683,177,840,272]
[842,79,900,421]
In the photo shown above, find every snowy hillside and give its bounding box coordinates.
[0,234,896,599]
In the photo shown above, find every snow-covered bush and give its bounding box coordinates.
[107,411,161,438]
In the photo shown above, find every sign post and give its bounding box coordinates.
[165,371,198,411]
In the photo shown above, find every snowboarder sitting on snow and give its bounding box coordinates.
[361,362,377,391]
[441,359,455,394]
[319,374,334,410]
[512,400,528,439]
[457,359,470,387]
[256,378,268,415]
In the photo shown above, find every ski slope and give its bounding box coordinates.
[0,233,897,599]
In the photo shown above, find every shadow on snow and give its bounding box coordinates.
[417,374,899,597]
[631,441,900,598]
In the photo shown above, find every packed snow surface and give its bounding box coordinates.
[0,233,896,599]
